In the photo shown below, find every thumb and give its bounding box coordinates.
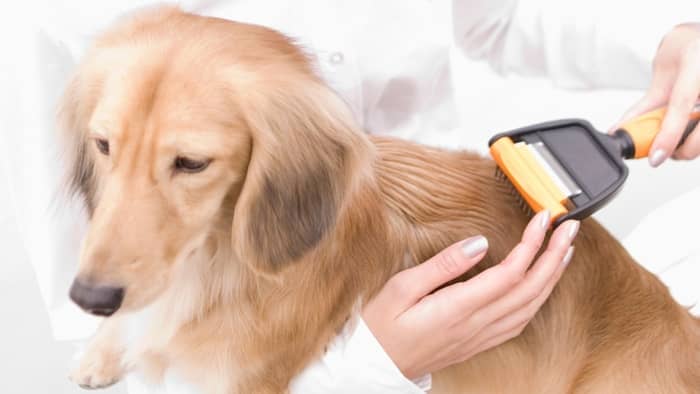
[381,236,489,314]
[609,93,666,133]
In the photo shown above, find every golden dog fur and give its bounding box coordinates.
[62,7,700,393]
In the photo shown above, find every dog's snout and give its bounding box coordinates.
[69,279,124,317]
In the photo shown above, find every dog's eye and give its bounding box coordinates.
[174,156,211,173]
[95,138,110,155]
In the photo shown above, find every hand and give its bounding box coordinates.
[615,23,700,166]
[362,210,579,380]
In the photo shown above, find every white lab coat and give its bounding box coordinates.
[0,1,697,393]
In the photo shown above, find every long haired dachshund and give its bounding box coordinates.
[62,7,700,393]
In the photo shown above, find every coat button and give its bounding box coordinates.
[329,51,344,65]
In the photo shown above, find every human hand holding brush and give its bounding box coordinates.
[615,23,700,166]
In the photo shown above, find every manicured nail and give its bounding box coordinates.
[539,210,551,230]
[649,149,667,167]
[562,246,575,266]
[461,236,489,258]
[567,221,580,240]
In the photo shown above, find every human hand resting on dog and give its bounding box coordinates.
[363,210,579,380]
[615,23,700,166]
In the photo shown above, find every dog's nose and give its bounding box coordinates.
[69,279,124,317]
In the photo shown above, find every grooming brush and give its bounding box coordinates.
[489,101,700,227]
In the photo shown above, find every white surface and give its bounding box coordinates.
[0,186,126,394]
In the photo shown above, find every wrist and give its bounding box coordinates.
[355,318,432,392]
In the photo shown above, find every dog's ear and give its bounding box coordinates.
[58,74,98,216]
[231,77,369,273]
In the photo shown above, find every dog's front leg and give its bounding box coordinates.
[70,316,126,389]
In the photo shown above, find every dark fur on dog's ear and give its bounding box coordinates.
[232,77,372,272]
[58,75,98,215]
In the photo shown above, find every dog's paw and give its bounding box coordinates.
[70,350,123,390]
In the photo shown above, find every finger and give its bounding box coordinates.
[374,235,489,315]
[610,61,677,133]
[447,242,575,367]
[421,243,574,371]
[539,245,574,300]
[649,46,700,167]
[477,245,574,342]
[457,246,573,358]
[475,321,529,356]
[427,210,551,317]
[457,321,529,365]
[610,93,666,133]
[467,221,578,327]
[673,121,700,160]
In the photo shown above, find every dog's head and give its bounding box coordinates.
[62,8,369,316]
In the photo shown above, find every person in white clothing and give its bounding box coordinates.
[1,1,698,394]
[293,13,700,393]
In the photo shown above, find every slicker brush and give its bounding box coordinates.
[489,102,700,227]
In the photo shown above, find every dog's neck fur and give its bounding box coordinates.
[370,135,530,270]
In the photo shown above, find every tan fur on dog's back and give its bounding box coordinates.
[61,8,700,393]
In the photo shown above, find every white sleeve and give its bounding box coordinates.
[623,186,700,317]
[289,318,431,394]
[452,0,696,89]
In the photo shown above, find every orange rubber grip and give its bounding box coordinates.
[618,101,700,159]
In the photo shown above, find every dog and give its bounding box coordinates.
[62,7,700,394]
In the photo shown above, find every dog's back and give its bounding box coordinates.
[371,136,700,393]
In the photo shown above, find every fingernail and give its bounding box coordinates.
[567,221,580,240]
[649,149,667,167]
[562,246,575,266]
[539,210,551,230]
[461,236,489,258]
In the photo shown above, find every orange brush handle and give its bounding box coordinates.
[618,101,700,159]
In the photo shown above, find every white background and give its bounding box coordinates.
[1,2,698,394]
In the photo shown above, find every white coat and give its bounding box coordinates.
[0,1,697,393]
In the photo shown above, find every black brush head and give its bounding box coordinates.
[490,119,629,227]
